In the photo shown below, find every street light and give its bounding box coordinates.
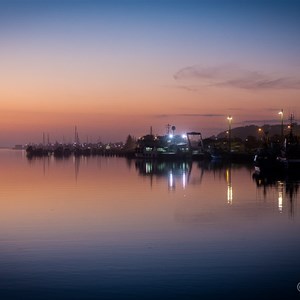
[278,109,283,138]
[227,115,232,153]
[258,128,263,141]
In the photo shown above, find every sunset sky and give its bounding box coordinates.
[1,0,300,146]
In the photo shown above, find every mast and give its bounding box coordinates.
[74,126,80,144]
[166,124,171,135]
[289,113,295,135]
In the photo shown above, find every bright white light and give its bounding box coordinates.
[169,134,173,139]
[278,181,284,213]
[146,162,152,174]
[278,192,283,212]
[181,134,187,139]
[182,172,186,189]
[168,172,175,190]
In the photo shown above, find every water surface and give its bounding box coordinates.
[0,150,299,299]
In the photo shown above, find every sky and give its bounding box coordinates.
[0,0,300,146]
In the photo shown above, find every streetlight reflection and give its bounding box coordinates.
[226,167,233,205]
[278,181,284,213]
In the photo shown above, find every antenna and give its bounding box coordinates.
[166,124,171,134]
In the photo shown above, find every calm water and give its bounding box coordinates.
[0,149,299,299]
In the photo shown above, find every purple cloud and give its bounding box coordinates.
[174,64,300,90]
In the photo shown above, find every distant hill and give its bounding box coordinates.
[216,123,300,140]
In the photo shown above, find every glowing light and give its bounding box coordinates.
[226,168,233,204]
[168,172,175,190]
[278,181,284,213]
[182,172,186,189]
[181,134,187,139]
[227,116,233,153]
[169,134,173,139]
[226,169,229,182]
[227,185,233,205]
[145,162,152,174]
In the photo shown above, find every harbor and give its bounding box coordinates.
[2,1,300,299]
[24,113,300,176]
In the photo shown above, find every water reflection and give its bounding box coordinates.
[278,181,284,213]
[253,171,299,217]
[0,150,299,299]
[135,160,192,190]
[74,156,80,181]
[26,154,299,219]
[226,167,233,205]
[134,158,300,219]
[24,153,299,225]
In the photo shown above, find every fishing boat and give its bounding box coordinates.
[135,127,211,161]
[254,114,300,174]
[186,132,209,160]
[135,133,190,160]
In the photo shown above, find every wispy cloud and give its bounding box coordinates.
[154,113,224,118]
[174,64,300,90]
[240,119,281,125]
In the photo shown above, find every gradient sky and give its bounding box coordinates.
[1,0,300,146]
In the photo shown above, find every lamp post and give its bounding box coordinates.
[258,128,263,143]
[278,109,283,139]
[227,115,232,153]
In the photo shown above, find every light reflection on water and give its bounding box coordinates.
[0,149,299,299]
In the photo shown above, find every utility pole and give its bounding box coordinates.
[227,116,232,153]
[278,109,284,139]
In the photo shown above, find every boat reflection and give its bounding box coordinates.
[25,154,298,218]
[135,159,253,199]
[135,160,192,190]
[26,153,99,181]
[253,171,299,217]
